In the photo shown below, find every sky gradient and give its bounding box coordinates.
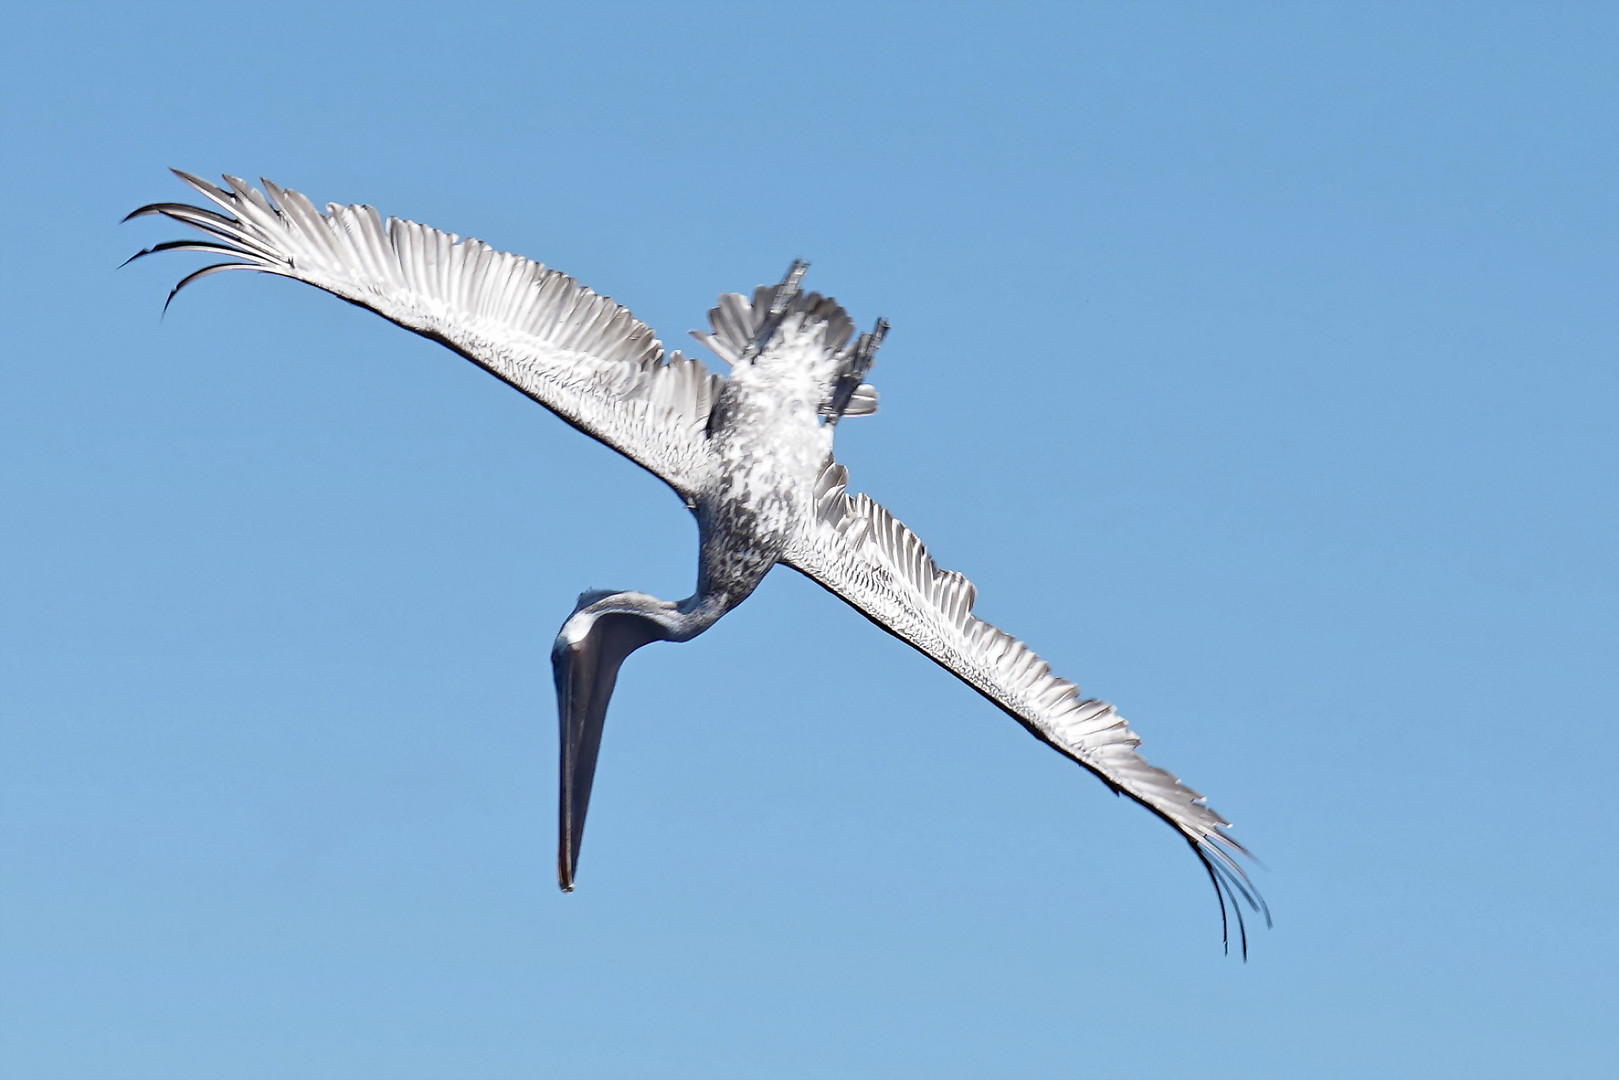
[2,2,1615,1077]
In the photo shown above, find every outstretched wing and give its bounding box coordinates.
[784,461,1268,953]
[127,172,721,499]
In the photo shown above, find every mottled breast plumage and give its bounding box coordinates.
[695,317,838,599]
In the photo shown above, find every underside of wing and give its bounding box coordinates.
[783,460,1268,953]
[127,172,721,499]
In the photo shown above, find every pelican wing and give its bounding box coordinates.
[784,461,1267,952]
[127,172,721,498]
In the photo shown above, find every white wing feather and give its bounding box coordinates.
[785,460,1268,951]
[127,172,721,499]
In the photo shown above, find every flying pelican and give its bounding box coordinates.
[127,172,1268,952]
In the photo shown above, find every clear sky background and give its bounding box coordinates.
[2,2,1615,1077]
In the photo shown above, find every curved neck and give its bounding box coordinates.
[561,587,731,647]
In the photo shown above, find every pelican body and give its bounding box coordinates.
[551,266,884,891]
[127,173,1267,953]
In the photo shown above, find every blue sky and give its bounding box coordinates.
[2,2,1615,1076]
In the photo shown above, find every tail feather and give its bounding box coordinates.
[689,266,884,421]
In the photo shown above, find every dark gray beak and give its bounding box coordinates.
[552,610,665,891]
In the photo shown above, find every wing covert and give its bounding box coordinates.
[127,172,722,498]
[783,459,1268,953]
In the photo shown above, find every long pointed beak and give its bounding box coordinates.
[552,612,662,891]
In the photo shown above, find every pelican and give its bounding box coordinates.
[127,172,1268,952]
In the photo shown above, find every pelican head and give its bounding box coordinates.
[552,590,697,891]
